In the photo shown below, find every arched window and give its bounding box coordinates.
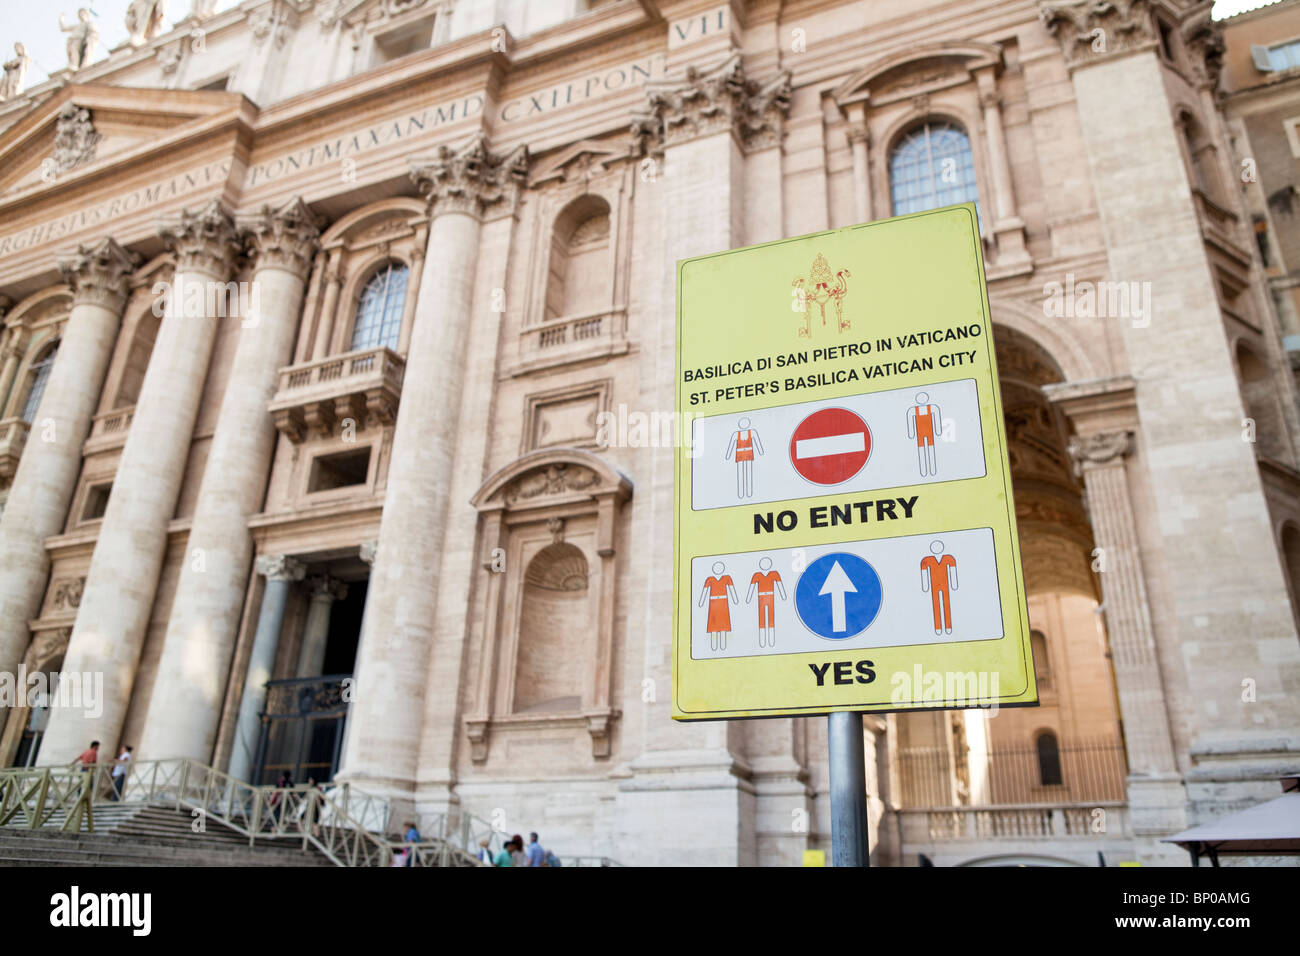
[349,263,409,352]
[1036,731,1063,786]
[1030,630,1052,689]
[20,343,58,423]
[890,122,979,218]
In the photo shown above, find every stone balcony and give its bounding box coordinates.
[509,308,629,376]
[83,406,135,455]
[269,347,405,442]
[0,417,30,479]
[897,801,1133,867]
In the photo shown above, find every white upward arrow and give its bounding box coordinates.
[818,560,858,632]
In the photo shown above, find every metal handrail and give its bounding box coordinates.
[0,759,487,867]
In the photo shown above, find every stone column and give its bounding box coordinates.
[312,248,343,360]
[337,136,527,793]
[138,197,321,762]
[0,299,22,408]
[228,555,305,784]
[844,103,872,224]
[974,71,1029,268]
[296,573,347,677]
[39,201,240,764]
[0,239,137,746]
[613,53,793,866]
[1067,427,1188,861]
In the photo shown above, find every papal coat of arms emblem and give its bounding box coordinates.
[792,253,851,338]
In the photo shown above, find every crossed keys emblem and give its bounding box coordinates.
[792,252,851,339]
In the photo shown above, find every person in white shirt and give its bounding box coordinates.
[110,745,132,800]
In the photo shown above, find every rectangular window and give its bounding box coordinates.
[82,482,112,521]
[371,15,436,66]
[1269,40,1300,71]
[307,448,371,493]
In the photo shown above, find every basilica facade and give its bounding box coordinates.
[0,0,1297,867]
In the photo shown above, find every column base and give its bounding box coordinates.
[1126,774,1190,865]
[988,218,1033,278]
[750,754,814,867]
[612,748,757,866]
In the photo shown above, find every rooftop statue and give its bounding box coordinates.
[125,0,168,47]
[0,43,31,100]
[58,8,99,71]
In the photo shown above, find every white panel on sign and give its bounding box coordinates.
[689,526,1004,660]
[691,377,986,511]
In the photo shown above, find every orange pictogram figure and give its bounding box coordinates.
[699,561,738,651]
[724,417,764,499]
[920,540,958,635]
[906,392,943,478]
[746,557,788,648]
[792,252,851,339]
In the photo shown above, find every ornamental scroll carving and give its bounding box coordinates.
[23,627,71,672]
[57,238,141,310]
[1039,0,1158,68]
[634,54,793,154]
[52,103,102,174]
[241,196,323,279]
[502,463,600,505]
[158,200,241,278]
[1067,430,1133,476]
[409,135,529,219]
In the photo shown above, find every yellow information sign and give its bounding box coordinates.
[672,204,1036,720]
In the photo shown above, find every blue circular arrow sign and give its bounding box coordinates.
[794,552,883,640]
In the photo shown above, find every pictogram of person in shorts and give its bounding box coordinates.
[906,392,943,478]
[724,418,763,499]
[699,561,738,651]
[920,539,958,635]
[746,557,787,648]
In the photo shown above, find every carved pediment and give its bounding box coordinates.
[0,84,242,199]
[473,447,631,511]
[531,139,628,187]
[832,42,1003,108]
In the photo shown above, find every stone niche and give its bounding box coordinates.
[464,447,631,763]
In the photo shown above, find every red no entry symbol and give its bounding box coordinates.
[789,407,871,485]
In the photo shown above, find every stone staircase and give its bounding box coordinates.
[0,802,335,867]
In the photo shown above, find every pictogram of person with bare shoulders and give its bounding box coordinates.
[907,392,943,478]
[746,557,787,648]
[699,561,738,651]
[724,418,763,499]
[920,540,958,635]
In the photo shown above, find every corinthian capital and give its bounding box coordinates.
[409,135,530,219]
[307,573,348,602]
[1067,430,1133,476]
[158,199,241,278]
[255,553,306,582]
[638,54,793,153]
[56,237,140,310]
[1039,0,1158,69]
[242,196,322,278]
[1181,2,1224,90]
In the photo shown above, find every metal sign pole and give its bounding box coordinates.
[828,710,869,867]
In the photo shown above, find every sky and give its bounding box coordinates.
[0,0,1288,90]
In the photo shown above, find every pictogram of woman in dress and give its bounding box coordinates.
[698,561,738,651]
